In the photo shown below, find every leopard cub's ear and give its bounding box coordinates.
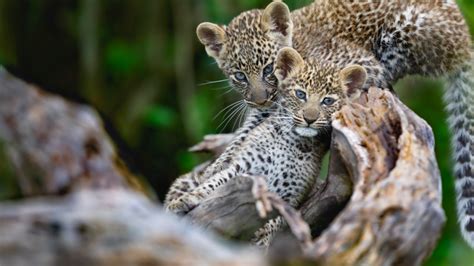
[275,47,304,82]
[196,22,227,59]
[339,65,367,99]
[261,1,293,46]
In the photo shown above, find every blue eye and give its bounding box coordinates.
[263,63,274,76]
[295,89,306,100]
[234,72,247,82]
[322,97,335,105]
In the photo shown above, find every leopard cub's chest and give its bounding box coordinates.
[235,121,322,204]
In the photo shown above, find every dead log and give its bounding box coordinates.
[0,67,152,197]
[188,133,235,157]
[299,147,353,238]
[0,69,444,266]
[188,174,313,248]
[0,189,264,266]
[187,175,279,240]
[303,88,445,265]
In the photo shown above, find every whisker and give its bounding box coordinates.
[199,78,229,86]
[269,114,293,119]
[240,106,248,127]
[220,105,244,133]
[218,87,236,97]
[292,114,304,120]
[237,104,248,128]
[270,117,293,120]
[240,105,248,127]
[213,100,243,120]
[217,102,245,132]
[221,102,244,124]
[211,85,232,91]
[314,122,329,126]
[231,103,245,132]
[216,111,236,133]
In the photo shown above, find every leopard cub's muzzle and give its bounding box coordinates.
[294,107,320,137]
[244,80,277,108]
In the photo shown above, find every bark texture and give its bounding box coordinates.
[304,88,445,265]
[0,67,151,197]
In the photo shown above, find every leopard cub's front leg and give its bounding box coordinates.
[165,190,206,215]
[253,217,284,247]
[166,167,236,215]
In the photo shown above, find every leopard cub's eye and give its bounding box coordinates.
[263,63,274,76]
[234,72,247,82]
[322,97,335,106]
[294,89,307,100]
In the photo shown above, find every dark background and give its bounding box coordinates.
[0,1,473,264]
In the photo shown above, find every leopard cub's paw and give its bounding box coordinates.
[252,227,272,248]
[165,193,204,216]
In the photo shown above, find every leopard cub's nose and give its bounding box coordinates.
[303,116,316,124]
[249,88,268,105]
[303,107,319,125]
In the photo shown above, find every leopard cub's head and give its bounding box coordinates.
[196,1,292,109]
[275,47,367,137]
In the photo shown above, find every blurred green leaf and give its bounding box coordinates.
[145,105,177,129]
[105,41,142,75]
[176,151,200,173]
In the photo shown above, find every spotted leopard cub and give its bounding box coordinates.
[165,104,329,223]
[196,1,292,108]
[242,47,370,246]
[274,47,368,138]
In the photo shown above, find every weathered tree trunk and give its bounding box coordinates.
[0,189,266,266]
[0,67,151,197]
[0,69,444,266]
[304,88,445,265]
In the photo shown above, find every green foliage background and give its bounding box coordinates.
[0,1,473,264]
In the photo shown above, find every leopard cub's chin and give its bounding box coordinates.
[295,127,318,137]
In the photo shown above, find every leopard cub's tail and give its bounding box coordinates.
[445,55,474,248]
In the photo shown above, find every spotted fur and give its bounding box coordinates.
[277,45,474,248]
[196,3,291,107]
[197,0,474,248]
[274,44,385,138]
[197,1,469,108]
[165,106,330,246]
[444,59,474,248]
[294,1,471,81]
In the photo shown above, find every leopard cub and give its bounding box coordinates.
[165,100,329,246]
[274,47,368,138]
[165,105,329,215]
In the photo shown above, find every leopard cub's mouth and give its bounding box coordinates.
[294,126,318,137]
